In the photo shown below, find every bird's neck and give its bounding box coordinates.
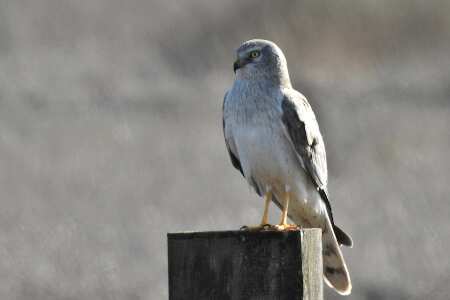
[237,73,292,89]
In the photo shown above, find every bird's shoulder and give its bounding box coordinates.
[280,87,327,187]
[281,88,315,120]
[280,88,321,141]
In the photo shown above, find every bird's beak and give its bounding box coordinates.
[233,56,241,73]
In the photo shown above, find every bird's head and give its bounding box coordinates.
[233,39,291,86]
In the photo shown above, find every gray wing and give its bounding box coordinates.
[281,91,328,189]
[222,91,243,176]
[222,92,262,196]
[281,90,352,247]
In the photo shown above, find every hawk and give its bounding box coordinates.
[222,39,352,295]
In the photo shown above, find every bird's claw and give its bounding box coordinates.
[275,224,299,231]
[261,223,272,230]
[239,223,274,231]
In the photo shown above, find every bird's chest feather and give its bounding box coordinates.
[237,122,296,182]
[226,89,299,185]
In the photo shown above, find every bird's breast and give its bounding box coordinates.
[224,87,325,228]
[233,109,299,187]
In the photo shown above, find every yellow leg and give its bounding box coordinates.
[241,191,273,230]
[276,190,299,231]
[260,190,271,225]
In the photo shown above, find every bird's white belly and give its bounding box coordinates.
[236,125,297,188]
[234,123,325,228]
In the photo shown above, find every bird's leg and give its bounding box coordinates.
[241,190,273,230]
[260,190,271,226]
[276,190,299,231]
[280,190,289,226]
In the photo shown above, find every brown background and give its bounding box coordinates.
[0,1,449,299]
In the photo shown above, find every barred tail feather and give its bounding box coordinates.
[322,213,352,295]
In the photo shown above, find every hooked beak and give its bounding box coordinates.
[233,56,241,73]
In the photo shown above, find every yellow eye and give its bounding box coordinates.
[251,51,259,58]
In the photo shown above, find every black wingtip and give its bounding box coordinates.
[334,225,353,247]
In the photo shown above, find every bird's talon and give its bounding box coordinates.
[275,224,299,231]
[239,224,276,230]
[262,223,272,230]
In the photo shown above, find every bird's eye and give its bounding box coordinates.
[250,51,259,58]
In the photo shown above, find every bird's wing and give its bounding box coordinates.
[280,90,328,190]
[280,90,353,246]
[222,92,244,176]
[222,91,261,196]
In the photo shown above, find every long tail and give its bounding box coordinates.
[322,213,352,295]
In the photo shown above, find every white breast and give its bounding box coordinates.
[224,80,325,228]
[235,113,298,190]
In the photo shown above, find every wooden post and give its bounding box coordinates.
[167,229,323,300]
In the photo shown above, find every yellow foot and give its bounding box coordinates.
[275,224,299,231]
[240,224,274,231]
[275,190,299,231]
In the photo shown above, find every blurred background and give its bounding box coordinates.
[0,0,449,299]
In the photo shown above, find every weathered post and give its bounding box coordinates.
[168,229,323,300]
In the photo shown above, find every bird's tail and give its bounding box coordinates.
[322,213,352,295]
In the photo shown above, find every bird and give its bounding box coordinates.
[222,39,353,295]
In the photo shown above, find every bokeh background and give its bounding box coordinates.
[1,1,449,299]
